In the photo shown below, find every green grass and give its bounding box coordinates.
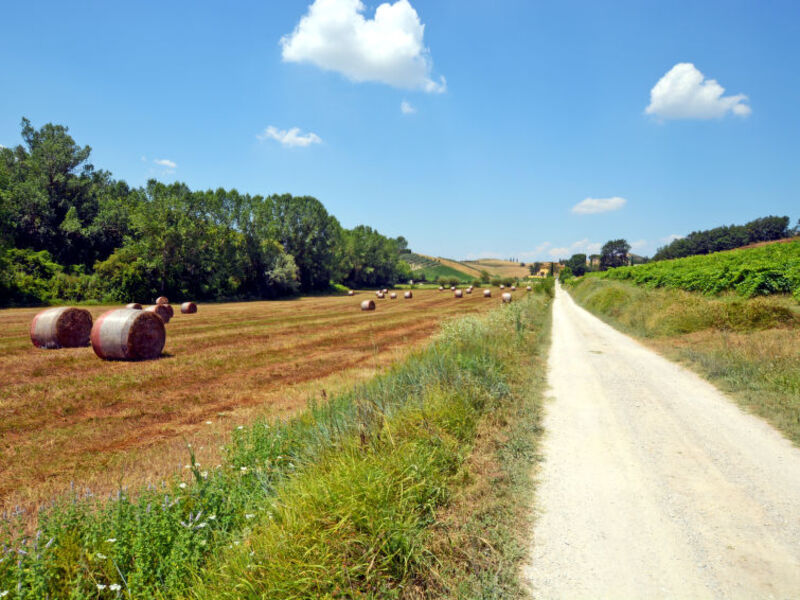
[1,294,552,599]
[596,239,800,300]
[566,277,800,444]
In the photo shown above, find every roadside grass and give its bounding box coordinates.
[566,277,800,444]
[1,293,551,598]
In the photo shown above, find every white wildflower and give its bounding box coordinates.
[0,591,9,597]
[106,538,116,543]
[197,522,207,529]
[237,425,244,430]
[96,584,107,590]
[184,465,191,469]
[96,552,107,560]
[245,513,255,520]
[240,467,248,473]
[179,483,187,489]
[205,421,212,425]
[208,514,216,520]
[109,583,121,591]
[201,471,208,479]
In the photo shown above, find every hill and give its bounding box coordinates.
[405,253,533,282]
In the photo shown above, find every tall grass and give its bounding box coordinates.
[0,295,551,598]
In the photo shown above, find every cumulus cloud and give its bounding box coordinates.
[258,126,322,148]
[571,196,627,215]
[547,238,603,258]
[661,233,683,244]
[281,0,446,93]
[400,100,416,114]
[646,63,751,119]
[154,158,177,169]
[630,239,648,251]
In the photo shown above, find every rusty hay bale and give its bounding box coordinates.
[390,292,397,299]
[91,308,166,361]
[348,290,355,296]
[30,307,93,349]
[145,304,173,324]
[155,296,169,305]
[181,301,198,314]
[483,289,492,298]
[454,289,463,298]
[361,299,376,311]
[126,303,143,310]
[404,291,413,299]
[502,292,512,303]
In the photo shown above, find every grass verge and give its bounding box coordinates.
[565,277,800,444]
[1,291,552,599]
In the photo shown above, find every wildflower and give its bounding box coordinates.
[0,591,8,597]
[197,522,207,528]
[245,513,255,520]
[237,425,244,430]
[110,583,121,591]
[184,465,191,470]
[201,471,208,479]
[205,421,213,425]
[106,538,116,543]
[96,553,107,560]
[208,514,216,520]
[179,483,187,489]
[96,584,107,590]
[240,467,248,473]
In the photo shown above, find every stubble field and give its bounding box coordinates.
[0,288,507,516]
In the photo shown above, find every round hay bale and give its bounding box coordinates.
[438,286,444,291]
[377,292,385,299]
[500,284,505,289]
[145,304,173,324]
[502,292,512,303]
[526,285,532,292]
[389,292,397,299]
[454,289,463,298]
[126,303,143,310]
[361,299,376,311]
[466,287,473,294]
[348,290,355,296]
[404,291,413,299]
[30,307,93,349]
[451,286,456,291]
[155,296,169,305]
[91,308,166,360]
[483,289,492,298]
[181,301,198,314]
[382,289,388,294]
[511,285,517,291]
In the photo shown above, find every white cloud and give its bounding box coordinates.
[646,63,751,119]
[154,158,177,169]
[258,126,322,148]
[571,196,627,215]
[660,233,683,244]
[400,100,416,114]
[630,239,648,251]
[281,0,446,93]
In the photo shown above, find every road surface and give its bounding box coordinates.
[525,284,800,599]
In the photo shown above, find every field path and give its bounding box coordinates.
[525,283,800,599]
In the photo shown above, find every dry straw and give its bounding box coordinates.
[502,292,513,303]
[145,304,173,323]
[361,299,376,311]
[454,289,463,298]
[390,292,397,299]
[484,289,492,297]
[30,307,93,349]
[91,308,166,360]
[181,301,198,314]
[404,291,413,299]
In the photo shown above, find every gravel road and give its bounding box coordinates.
[524,283,800,599]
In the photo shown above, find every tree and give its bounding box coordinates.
[600,239,630,270]
[566,253,587,277]
[529,262,542,276]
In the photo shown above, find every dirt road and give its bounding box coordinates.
[525,284,800,599]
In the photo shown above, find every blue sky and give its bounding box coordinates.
[1,0,798,260]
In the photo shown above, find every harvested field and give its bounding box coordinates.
[0,290,517,515]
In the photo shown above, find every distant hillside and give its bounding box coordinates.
[463,259,531,279]
[405,253,532,282]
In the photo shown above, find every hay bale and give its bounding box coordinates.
[361,299,376,311]
[389,292,397,299]
[454,289,463,298]
[502,292,512,303]
[181,301,198,314]
[155,296,169,305]
[91,308,166,360]
[30,307,93,349]
[451,286,456,291]
[377,292,385,299]
[145,304,173,324]
[126,303,143,310]
[500,284,505,289]
[439,286,444,291]
[466,287,473,294]
[526,285,532,292]
[483,289,492,298]
[382,289,388,294]
[404,291,413,299]
[348,290,355,296]
[511,286,517,291]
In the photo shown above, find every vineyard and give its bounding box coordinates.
[598,240,800,300]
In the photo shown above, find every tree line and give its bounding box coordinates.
[0,119,412,306]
